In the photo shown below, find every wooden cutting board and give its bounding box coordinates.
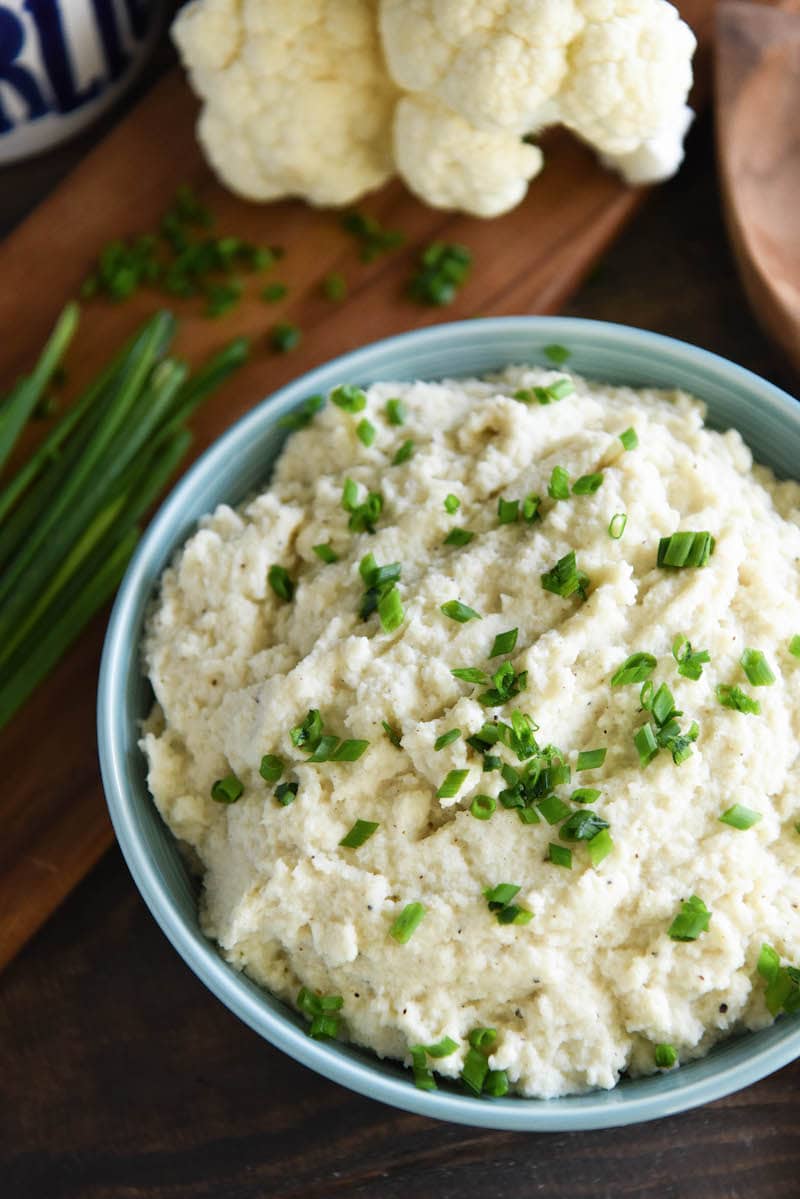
[0,1,716,970]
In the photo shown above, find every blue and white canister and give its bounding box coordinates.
[0,0,164,164]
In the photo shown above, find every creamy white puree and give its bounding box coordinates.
[143,366,800,1097]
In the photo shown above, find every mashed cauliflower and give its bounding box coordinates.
[142,365,800,1098]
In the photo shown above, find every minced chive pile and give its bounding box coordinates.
[409,242,472,306]
[81,185,283,312]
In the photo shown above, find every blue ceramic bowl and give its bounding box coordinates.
[98,318,800,1131]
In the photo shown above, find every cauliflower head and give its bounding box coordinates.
[173,0,696,217]
[172,0,397,206]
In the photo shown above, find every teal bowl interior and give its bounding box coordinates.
[98,317,800,1131]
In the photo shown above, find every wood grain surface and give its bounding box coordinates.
[0,0,717,971]
[2,69,800,1199]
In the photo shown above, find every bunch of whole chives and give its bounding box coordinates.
[0,304,248,729]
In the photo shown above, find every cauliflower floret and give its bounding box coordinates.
[173,0,696,217]
[394,94,543,219]
[173,0,397,206]
[380,0,696,213]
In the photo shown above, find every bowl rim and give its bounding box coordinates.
[98,315,800,1132]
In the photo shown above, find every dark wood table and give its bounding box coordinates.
[2,67,799,1199]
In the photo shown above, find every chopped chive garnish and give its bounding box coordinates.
[211,774,243,804]
[452,667,489,684]
[576,748,606,771]
[571,787,601,804]
[444,493,460,514]
[489,628,518,658]
[790,635,800,659]
[740,648,775,687]
[378,587,404,633]
[426,1036,459,1058]
[279,393,325,431]
[757,944,800,1016]
[297,987,343,1039]
[619,427,638,451]
[469,1027,497,1052]
[385,397,406,425]
[470,794,496,820]
[382,720,402,747]
[322,272,347,301]
[716,684,761,715]
[657,531,715,568]
[608,512,627,539]
[548,465,570,500]
[434,729,461,751]
[719,804,762,830]
[484,883,532,926]
[497,497,519,524]
[477,661,527,707]
[341,478,383,534]
[672,635,710,681]
[588,828,614,866]
[437,769,469,799]
[270,322,301,353]
[668,895,711,941]
[339,819,379,848]
[409,1045,436,1091]
[444,527,474,547]
[259,754,283,783]
[537,795,571,825]
[634,723,659,767]
[611,652,657,686]
[461,1047,490,1096]
[758,943,780,982]
[392,439,415,465]
[262,281,288,302]
[546,378,574,401]
[544,343,570,365]
[654,1043,677,1069]
[307,734,340,762]
[441,600,481,623]
[548,843,572,869]
[331,739,369,762]
[342,210,405,261]
[482,755,502,772]
[356,418,375,446]
[312,543,338,564]
[484,882,520,908]
[331,384,367,413]
[522,492,541,522]
[291,709,323,750]
[540,550,589,600]
[275,781,298,806]
[483,1069,509,1097]
[572,472,604,495]
[390,902,426,943]
[560,810,609,841]
[268,564,294,602]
